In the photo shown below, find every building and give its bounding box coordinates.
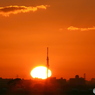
[68,75,85,86]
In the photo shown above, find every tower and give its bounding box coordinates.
[46,47,49,78]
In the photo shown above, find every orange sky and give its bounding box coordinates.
[0,0,95,80]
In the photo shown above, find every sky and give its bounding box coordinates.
[0,0,95,80]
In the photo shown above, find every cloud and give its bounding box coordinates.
[68,26,95,31]
[0,5,49,16]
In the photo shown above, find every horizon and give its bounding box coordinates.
[0,73,93,81]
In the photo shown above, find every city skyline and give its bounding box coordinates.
[0,0,95,80]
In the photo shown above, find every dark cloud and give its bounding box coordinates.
[0,5,49,16]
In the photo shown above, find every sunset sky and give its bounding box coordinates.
[0,0,95,80]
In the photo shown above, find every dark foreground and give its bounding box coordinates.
[0,77,95,95]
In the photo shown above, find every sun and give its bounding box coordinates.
[30,66,52,79]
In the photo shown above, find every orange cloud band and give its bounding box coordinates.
[68,26,95,31]
[0,5,49,16]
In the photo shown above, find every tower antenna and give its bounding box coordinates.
[46,47,49,78]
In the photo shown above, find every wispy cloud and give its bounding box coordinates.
[0,5,49,16]
[68,26,95,31]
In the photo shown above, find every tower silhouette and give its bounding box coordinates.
[46,47,49,78]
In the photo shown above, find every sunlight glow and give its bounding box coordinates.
[30,66,52,79]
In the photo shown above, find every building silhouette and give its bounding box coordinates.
[68,75,85,86]
[0,75,94,95]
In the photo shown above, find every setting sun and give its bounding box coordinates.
[30,66,52,79]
